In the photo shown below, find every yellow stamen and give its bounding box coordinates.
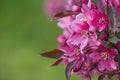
[99,17,105,24]
[74,49,80,55]
[101,52,109,60]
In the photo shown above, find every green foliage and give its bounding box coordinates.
[109,36,118,44]
[0,0,63,80]
[93,0,97,3]
[117,32,120,38]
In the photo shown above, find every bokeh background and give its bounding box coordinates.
[0,0,97,80]
[0,0,64,80]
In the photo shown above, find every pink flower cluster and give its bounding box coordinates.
[45,0,120,80]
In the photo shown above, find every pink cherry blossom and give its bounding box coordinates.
[67,32,89,51]
[91,10,109,32]
[71,20,90,32]
[90,45,118,72]
[44,0,120,80]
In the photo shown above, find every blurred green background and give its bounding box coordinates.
[0,0,66,80]
[0,0,97,80]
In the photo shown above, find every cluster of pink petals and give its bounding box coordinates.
[45,0,120,80]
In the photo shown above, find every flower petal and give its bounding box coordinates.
[98,60,108,71]
[67,33,83,46]
[109,59,117,71]
[80,37,89,50]
[90,52,101,62]
[108,49,118,56]
[89,31,97,41]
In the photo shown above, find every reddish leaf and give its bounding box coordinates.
[40,49,64,59]
[73,0,82,6]
[108,74,114,79]
[65,60,77,80]
[97,0,106,13]
[50,58,63,67]
[54,10,78,19]
[108,6,118,27]
[98,75,105,80]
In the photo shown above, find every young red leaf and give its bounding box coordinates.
[54,10,78,19]
[40,49,64,59]
[108,72,114,79]
[50,58,63,67]
[73,0,82,6]
[65,60,77,80]
[97,0,106,13]
[108,6,118,27]
[98,75,105,80]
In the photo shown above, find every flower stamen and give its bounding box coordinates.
[99,17,105,24]
[101,52,109,60]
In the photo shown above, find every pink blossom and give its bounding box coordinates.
[67,32,89,51]
[44,0,120,79]
[116,41,120,48]
[90,45,118,72]
[58,15,75,29]
[71,20,89,32]
[91,10,109,32]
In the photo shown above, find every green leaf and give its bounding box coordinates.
[93,0,97,3]
[109,36,118,44]
[117,32,120,38]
